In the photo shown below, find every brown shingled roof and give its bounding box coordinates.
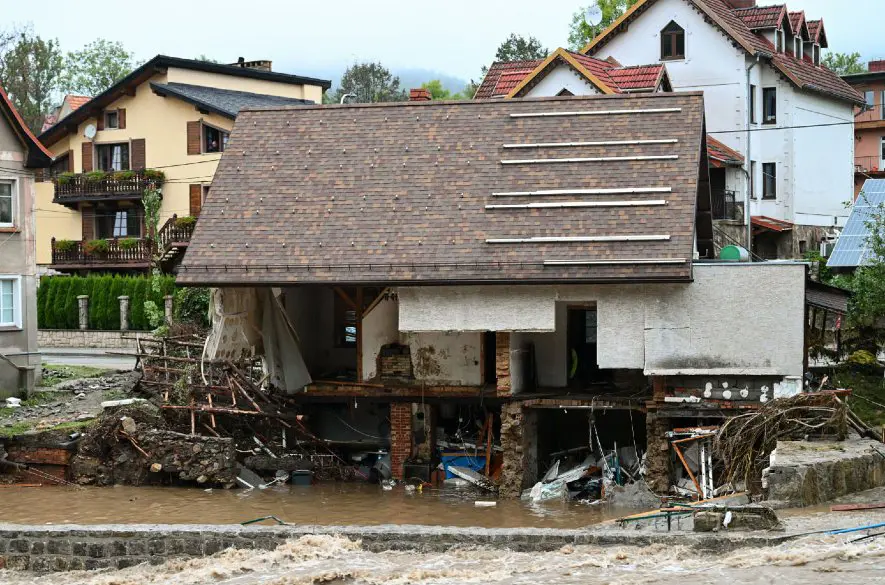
[582,0,861,105]
[178,93,711,286]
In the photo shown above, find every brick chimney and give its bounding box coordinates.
[229,57,273,72]
[870,60,885,73]
[723,0,756,8]
[409,88,432,101]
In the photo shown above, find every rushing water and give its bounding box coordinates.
[0,483,635,528]
[2,533,885,585]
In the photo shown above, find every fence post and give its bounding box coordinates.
[77,295,89,331]
[118,295,130,331]
[164,295,174,325]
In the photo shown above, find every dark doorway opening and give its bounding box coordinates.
[567,307,605,387]
[483,331,497,386]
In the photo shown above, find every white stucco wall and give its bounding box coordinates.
[524,64,603,98]
[590,0,855,230]
[402,331,482,386]
[397,263,805,380]
[361,297,399,381]
[398,286,556,332]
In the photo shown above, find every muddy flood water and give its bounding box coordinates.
[0,483,635,528]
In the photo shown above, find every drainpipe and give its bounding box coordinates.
[745,55,761,257]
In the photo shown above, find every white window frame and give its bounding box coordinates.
[0,274,22,329]
[0,177,17,229]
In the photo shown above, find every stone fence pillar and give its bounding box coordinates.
[76,295,89,331]
[118,296,130,331]
[164,295,174,325]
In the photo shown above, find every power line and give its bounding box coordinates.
[708,120,854,134]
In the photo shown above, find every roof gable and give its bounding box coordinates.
[178,93,710,286]
[39,55,332,147]
[789,11,809,40]
[734,5,789,32]
[0,84,51,168]
[582,0,861,105]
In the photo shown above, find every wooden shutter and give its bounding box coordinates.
[187,121,202,155]
[81,207,95,241]
[131,139,146,170]
[96,112,104,131]
[118,108,126,129]
[81,142,93,172]
[189,184,203,217]
[67,150,74,172]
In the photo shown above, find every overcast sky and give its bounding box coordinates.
[5,0,881,88]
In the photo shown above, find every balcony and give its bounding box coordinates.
[712,189,742,221]
[52,170,165,208]
[855,156,885,174]
[158,214,196,271]
[50,237,153,271]
[856,104,885,126]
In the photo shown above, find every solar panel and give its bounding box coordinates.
[827,179,885,268]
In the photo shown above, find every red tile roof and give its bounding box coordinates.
[607,64,665,91]
[583,0,861,105]
[734,4,788,31]
[66,95,91,111]
[474,59,543,99]
[788,11,808,39]
[476,50,665,99]
[706,136,744,168]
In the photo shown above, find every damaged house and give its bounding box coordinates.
[175,92,807,498]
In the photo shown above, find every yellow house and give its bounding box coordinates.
[36,55,330,274]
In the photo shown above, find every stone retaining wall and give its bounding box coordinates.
[766,439,885,507]
[37,330,155,350]
[0,523,791,572]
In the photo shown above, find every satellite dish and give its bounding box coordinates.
[84,124,97,139]
[585,4,603,27]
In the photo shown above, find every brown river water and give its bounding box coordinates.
[0,483,631,528]
[2,485,885,584]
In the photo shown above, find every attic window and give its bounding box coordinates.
[557,88,574,96]
[104,110,119,129]
[660,21,685,60]
[813,44,820,66]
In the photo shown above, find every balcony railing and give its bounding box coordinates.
[52,170,165,205]
[856,105,885,124]
[712,189,742,221]
[158,214,196,250]
[855,156,885,173]
[51,237,153,267]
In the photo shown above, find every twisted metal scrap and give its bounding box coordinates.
[714,394,846,489]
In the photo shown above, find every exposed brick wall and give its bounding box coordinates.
[495,332,511,394]
[379,344,413,380]
[499,403,538,498]
[37,330,155,350]
[389,402,413,480]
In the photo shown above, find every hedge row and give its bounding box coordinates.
[37,275,176,331]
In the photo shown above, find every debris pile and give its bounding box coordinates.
[714,392,848,493]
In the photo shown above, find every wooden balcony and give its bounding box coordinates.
[50,237,153,271]
[158,214,196,272]
[856,105,885,129]
[52,170,165,208]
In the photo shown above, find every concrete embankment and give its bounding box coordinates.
[0,523,793,572]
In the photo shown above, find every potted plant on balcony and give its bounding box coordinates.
[54,239,77,252]
[55,172,76,186]
[84,238,110,258]
[84,171,107,183]
[174,215,196,228]
[118,237,140,250]
[112,170,136,182]
[142,169,166,183]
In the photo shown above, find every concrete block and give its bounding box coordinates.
[125,540,147,556]
[46,540,71,555]
[86,542,107,558]
[147,539,166,555]
[8,540,29,553]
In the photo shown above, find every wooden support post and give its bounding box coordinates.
[484,413,493,477]
[672,442,702,500]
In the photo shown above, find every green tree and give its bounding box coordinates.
[195,54,219,63]
[568,0,640,51]
[0,29,63,133]
[421,79,451,100]
[493,34,548,62]
[61,39,136,97]
[822,52,865,75]
[332,62,406,104]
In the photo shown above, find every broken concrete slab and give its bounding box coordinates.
[693,505,781,532]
